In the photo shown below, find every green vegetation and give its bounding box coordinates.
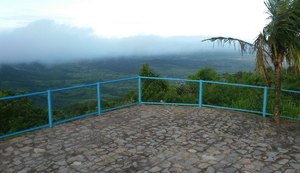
[204,0,300,123]
[0,91,48,135]
[1,63,299,136]
[139,65,300,120]
[0,51,254,92]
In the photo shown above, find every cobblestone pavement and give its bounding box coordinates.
[1,105,300,173]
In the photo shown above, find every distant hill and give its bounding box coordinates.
[0,19,237,65]
[0,52,255,92]
[0,19,256,93]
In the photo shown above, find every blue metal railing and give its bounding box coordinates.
[0,76,299,139]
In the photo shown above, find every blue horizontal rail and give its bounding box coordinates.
[203,80,265,89]
[101,76,139,84]
[264,87,300,94]
[141,76,199,83]
[280,115,300,121]
[53,112,98,125]
[142,101,198,107]
[0,91,47,101]
[101,102,139,113]
[0,124,49,139]
[202,104,263,114]
[281,89,300,94]
[0,76,299,139]
[52,83,97,92]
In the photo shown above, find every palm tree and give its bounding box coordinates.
[204,0,300,123]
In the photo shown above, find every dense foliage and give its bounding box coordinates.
[140,65,299,115]
[204,0,300,122]
[0,65,299,136]
[0,51,255,92]
[0,91,48,135]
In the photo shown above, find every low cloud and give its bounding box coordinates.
[0,19,230,65]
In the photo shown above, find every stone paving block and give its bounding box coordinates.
[0,105,300,172]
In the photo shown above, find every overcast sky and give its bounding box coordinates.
[0,0,268,41]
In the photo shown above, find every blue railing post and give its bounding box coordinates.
[138,76,142,104]
[2,76,300,139]
[199,80,203,108]
[97,82,101,115]
[47,90,53,128]
[262,87,268,117]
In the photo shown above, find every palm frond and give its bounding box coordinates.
[203,36,272,86]
[203,0,300,88]
[264,0,300,52]
[202,37,254,55]
[264,0,280,17]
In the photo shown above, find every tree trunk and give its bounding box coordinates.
[273,60,282,123]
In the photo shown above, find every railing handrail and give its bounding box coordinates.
[1,76,299,100]
[0,76,138,101]
[1,75,299,139]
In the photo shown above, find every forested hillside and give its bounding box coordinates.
[0,51,254,92]
[1,62,299,136]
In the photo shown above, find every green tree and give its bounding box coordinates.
[139,64,169,102]
[204,0,300,123]
[224,71,266,86]
[139,64,160,77]
[188,68,220,81]
[187,68,220,94]
[0,90,48,135]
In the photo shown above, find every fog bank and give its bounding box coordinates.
[0,19,231,64]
